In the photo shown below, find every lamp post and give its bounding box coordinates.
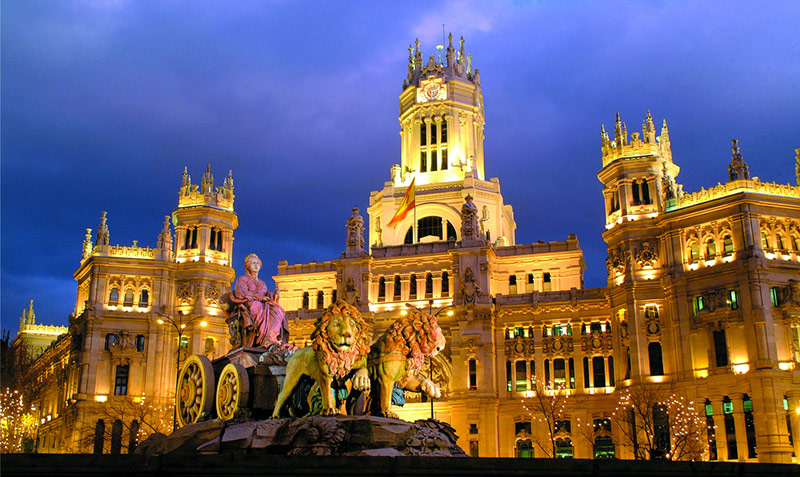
[426,299,454,420]
[156,310,207,430]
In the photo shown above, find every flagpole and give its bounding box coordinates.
[413,176,417,243]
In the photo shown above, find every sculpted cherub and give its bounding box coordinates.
[273,300,372,416]
[368,307,447,418]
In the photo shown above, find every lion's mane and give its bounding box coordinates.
[372,309,442,376]
[311,300,372,380]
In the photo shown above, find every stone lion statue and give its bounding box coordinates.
[367,307,447,418]
[273,300,372,417]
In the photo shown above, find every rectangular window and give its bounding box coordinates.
[506,361,512,392]
[441,148,448,170]
[420,120,427,146]
[440,119,447,142]
[516,361,527,391]
[430,122,437,144]
[593,356,606,387]
[743,398,757,458]
[469,440,479,457]
[583,357,590,388]
[543,272,552,291]
[529,360,536,389]
[420,151,427,172]
[648,342,664,376]
[569,358,575,389]
[468,358,477,390]
[770,287,780,307]
[713,330,729,367]
[728,290,738,310]
[114,365,129,396]
[544,359,551,387]
[723,402,738,459]
[608,356,615,386]
[431,150,438,171]
[791,326,800,363]
[553,358,566,387]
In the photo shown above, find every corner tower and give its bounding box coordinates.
[369,35,516,247]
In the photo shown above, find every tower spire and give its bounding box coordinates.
[201,163,214,194]
[96,211,109,246]
[614,112,623,148]
[728,139,750,181]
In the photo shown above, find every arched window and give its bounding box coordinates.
[108,288,120,304]
[608,356,615,386]
[316,291,324,309]
[138,289,149,308]
[593,356,606,387]
[302,292,309,309]
[705,239,717,258]
[409,274,417,298]
[123,289,134,307]
[104,333,116,351]
[761,231,770,249]
[393,275,401,301]
[777,234,786,251]
[648,342,664,376]
[418,216,443,241]
[425,273,433,297]
[420,118,427,146]
[209,227,217,250]
[378,278,386,302]
[515,361,527,391]
[792,236,800,253]
[446,221,457,241]
[515,439,534,458]
[722,235,734,255]
[441,271,449,297]
[688,242,700,262]
[555,437,574,459]
[135,335,145,352]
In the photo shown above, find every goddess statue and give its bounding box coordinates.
[230,253,288,348]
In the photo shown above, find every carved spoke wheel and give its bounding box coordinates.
[176,354,214,427]
[216,363,250,421]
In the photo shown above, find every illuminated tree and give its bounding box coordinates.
[521,376,572,458]
[74,396,173,454]
[611,384,708,461]
[0,388,38,453]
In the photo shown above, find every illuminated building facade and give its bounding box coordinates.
[15,166,238,453]
[274,37,800,463]
[13,37,800,463]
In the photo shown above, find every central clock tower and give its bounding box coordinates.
[368,35,514,248]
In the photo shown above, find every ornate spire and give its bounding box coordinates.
[96,211,109,246]
[614,112,623,147]
[157,216,173,251]
[224,169,234,198]
[728,139,750,181]
[414,38,422,73]
[26,299,35,326]
[795,148,800,186]
[645,109,656,144]
[601,124,610,146]
[201,163,214,195]
[82,228,93,259]
[445,32,455,66]
[408,44,414,78]
[659,118,670,142]
[459,36,466,64]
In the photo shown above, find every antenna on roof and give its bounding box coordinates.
[436,24,445,65]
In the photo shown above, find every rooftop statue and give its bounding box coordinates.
[224,253,288,348]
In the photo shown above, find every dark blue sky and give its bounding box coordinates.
[3,1,799,336]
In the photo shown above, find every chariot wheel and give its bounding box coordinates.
[176,354,215,427]
[216,362,250,421]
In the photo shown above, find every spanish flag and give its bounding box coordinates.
[387,178,416,227]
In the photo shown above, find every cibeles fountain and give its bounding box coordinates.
[137,234,465,457]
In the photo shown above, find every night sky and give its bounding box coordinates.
[2,1,799,337]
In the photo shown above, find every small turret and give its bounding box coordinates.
[177,165,234,211]
[601,112,674,166]
[728,139,750,181]
[223,170,235,199]
[96,211,109,246]
[25,300,35,326]
[445,32,455,66]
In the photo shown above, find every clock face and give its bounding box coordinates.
[418,81,445,103]
[424,82,441,101]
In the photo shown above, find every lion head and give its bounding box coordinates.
[376,308,446,376]
[312,300,372,380]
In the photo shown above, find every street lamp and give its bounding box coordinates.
[426,299,454,420]
[156,310,207,429]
